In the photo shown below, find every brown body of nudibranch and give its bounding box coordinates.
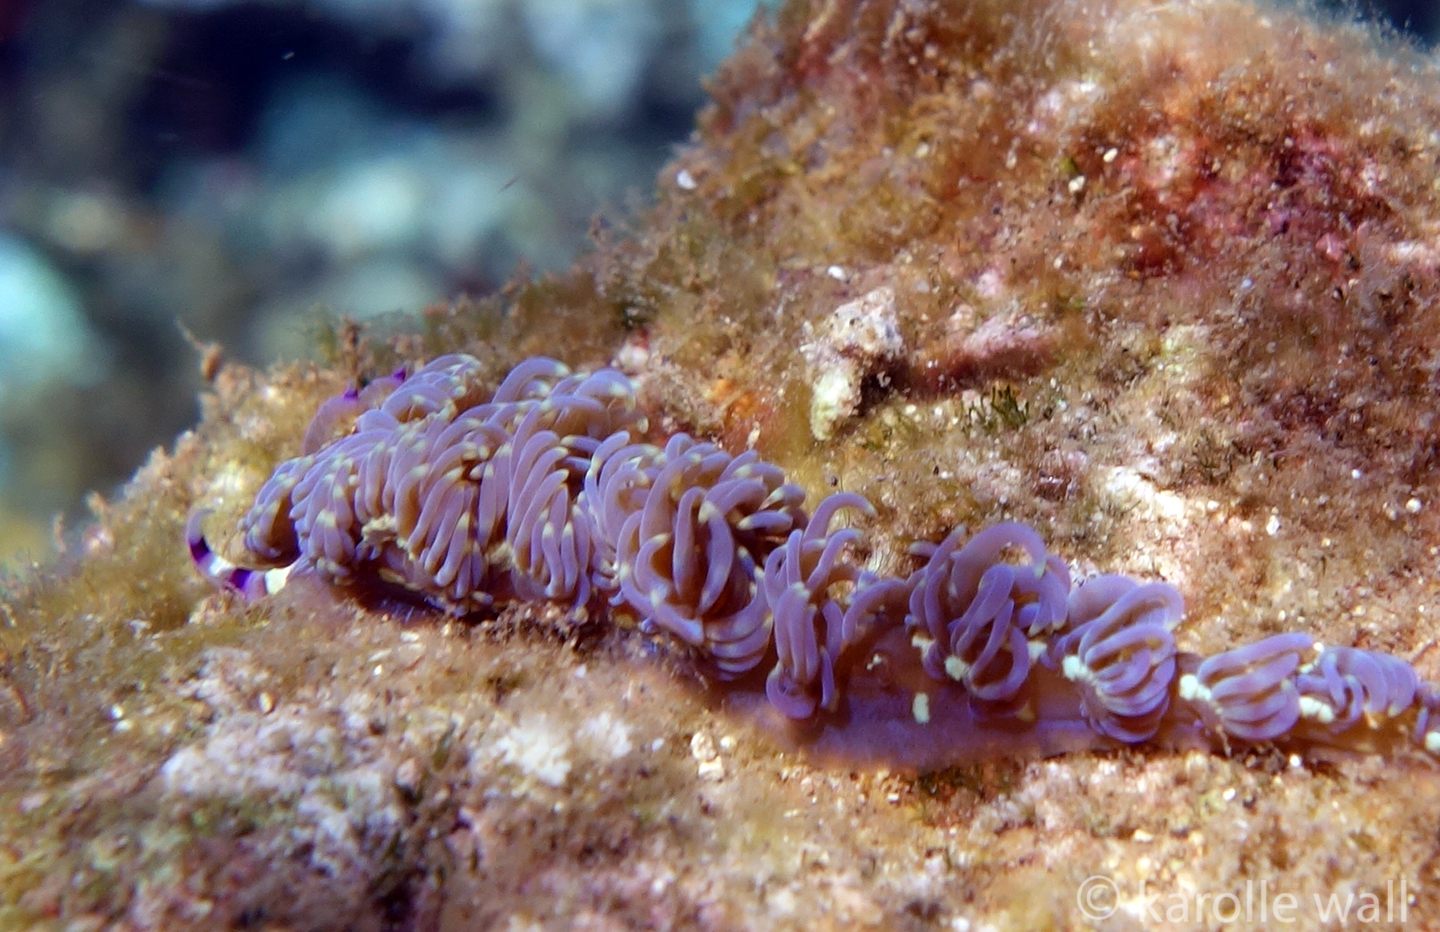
[190,354,1440,770]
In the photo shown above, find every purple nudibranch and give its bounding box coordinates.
[188,354,1440,766]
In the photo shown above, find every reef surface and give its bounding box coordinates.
[6,0,1440,928]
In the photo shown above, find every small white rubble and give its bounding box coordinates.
[801,285,905,441]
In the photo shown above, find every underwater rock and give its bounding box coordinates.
[8,0,1440,928]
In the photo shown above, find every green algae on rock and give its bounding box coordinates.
[8,0,1440,928]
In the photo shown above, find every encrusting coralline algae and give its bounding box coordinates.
[191,353,1440,770]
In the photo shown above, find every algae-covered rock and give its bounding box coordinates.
[6,0,1440,928]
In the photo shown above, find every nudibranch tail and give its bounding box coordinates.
[188,354,1440,767]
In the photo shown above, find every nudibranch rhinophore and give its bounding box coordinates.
[189,354,1440,771]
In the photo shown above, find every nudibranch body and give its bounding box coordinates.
[190,354,1440,769]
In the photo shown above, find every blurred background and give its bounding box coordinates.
[0,0,1432,567]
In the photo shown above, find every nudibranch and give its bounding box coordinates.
[189,354,1440,770]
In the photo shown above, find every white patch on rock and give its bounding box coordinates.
[1100,466,1190,525]
[801,285,904,440]
[494,715,572,787]
[577,710,633,760]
